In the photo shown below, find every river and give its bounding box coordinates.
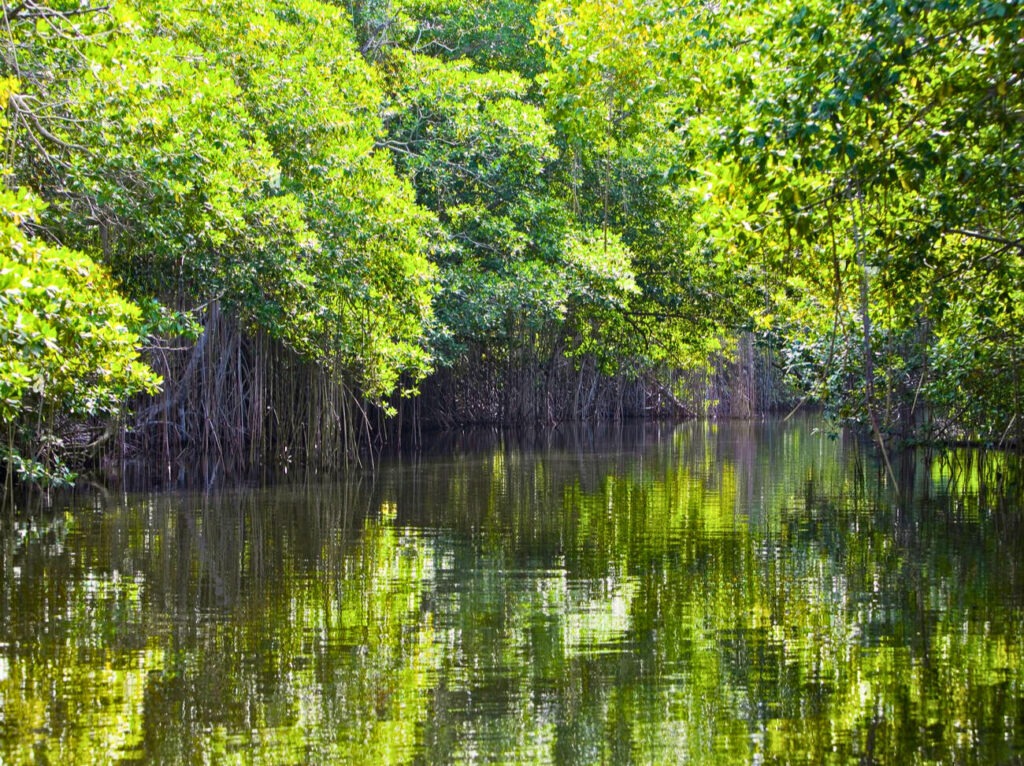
[1,416,1022,764]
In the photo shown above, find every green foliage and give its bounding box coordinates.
[1,53,159,487]
[0,0,454,485]
[0,0,440,479]
[142,0,438,393]
[2,0,1019,478]
[0,184,159,484]
[637,0,1024,440]
[532,0,760,378]
[379,48,568,361]
[62,26,317,318]
[361,0,545,75]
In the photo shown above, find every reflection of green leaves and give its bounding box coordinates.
[2,424,1024,762]
[0,495,441,764]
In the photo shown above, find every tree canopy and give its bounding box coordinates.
[1,0,1021,486]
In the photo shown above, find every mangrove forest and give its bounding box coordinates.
[2,2,1024,763]
[0,0,1021,487]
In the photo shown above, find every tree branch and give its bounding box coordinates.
[947,228,1024,252]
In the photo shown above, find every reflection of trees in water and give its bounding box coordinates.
[0,477,443,764]
[1,417,1023,764]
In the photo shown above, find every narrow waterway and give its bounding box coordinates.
[1,416,1022,764]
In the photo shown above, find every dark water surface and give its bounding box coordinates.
[2,417,1023,764]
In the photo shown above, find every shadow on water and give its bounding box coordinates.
[1,414,1023,764]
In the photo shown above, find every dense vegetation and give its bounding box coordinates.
[0,0,1020,488]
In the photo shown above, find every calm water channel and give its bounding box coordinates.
[1,416,1023,764]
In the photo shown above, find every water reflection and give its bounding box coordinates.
[1,417,1023,764]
